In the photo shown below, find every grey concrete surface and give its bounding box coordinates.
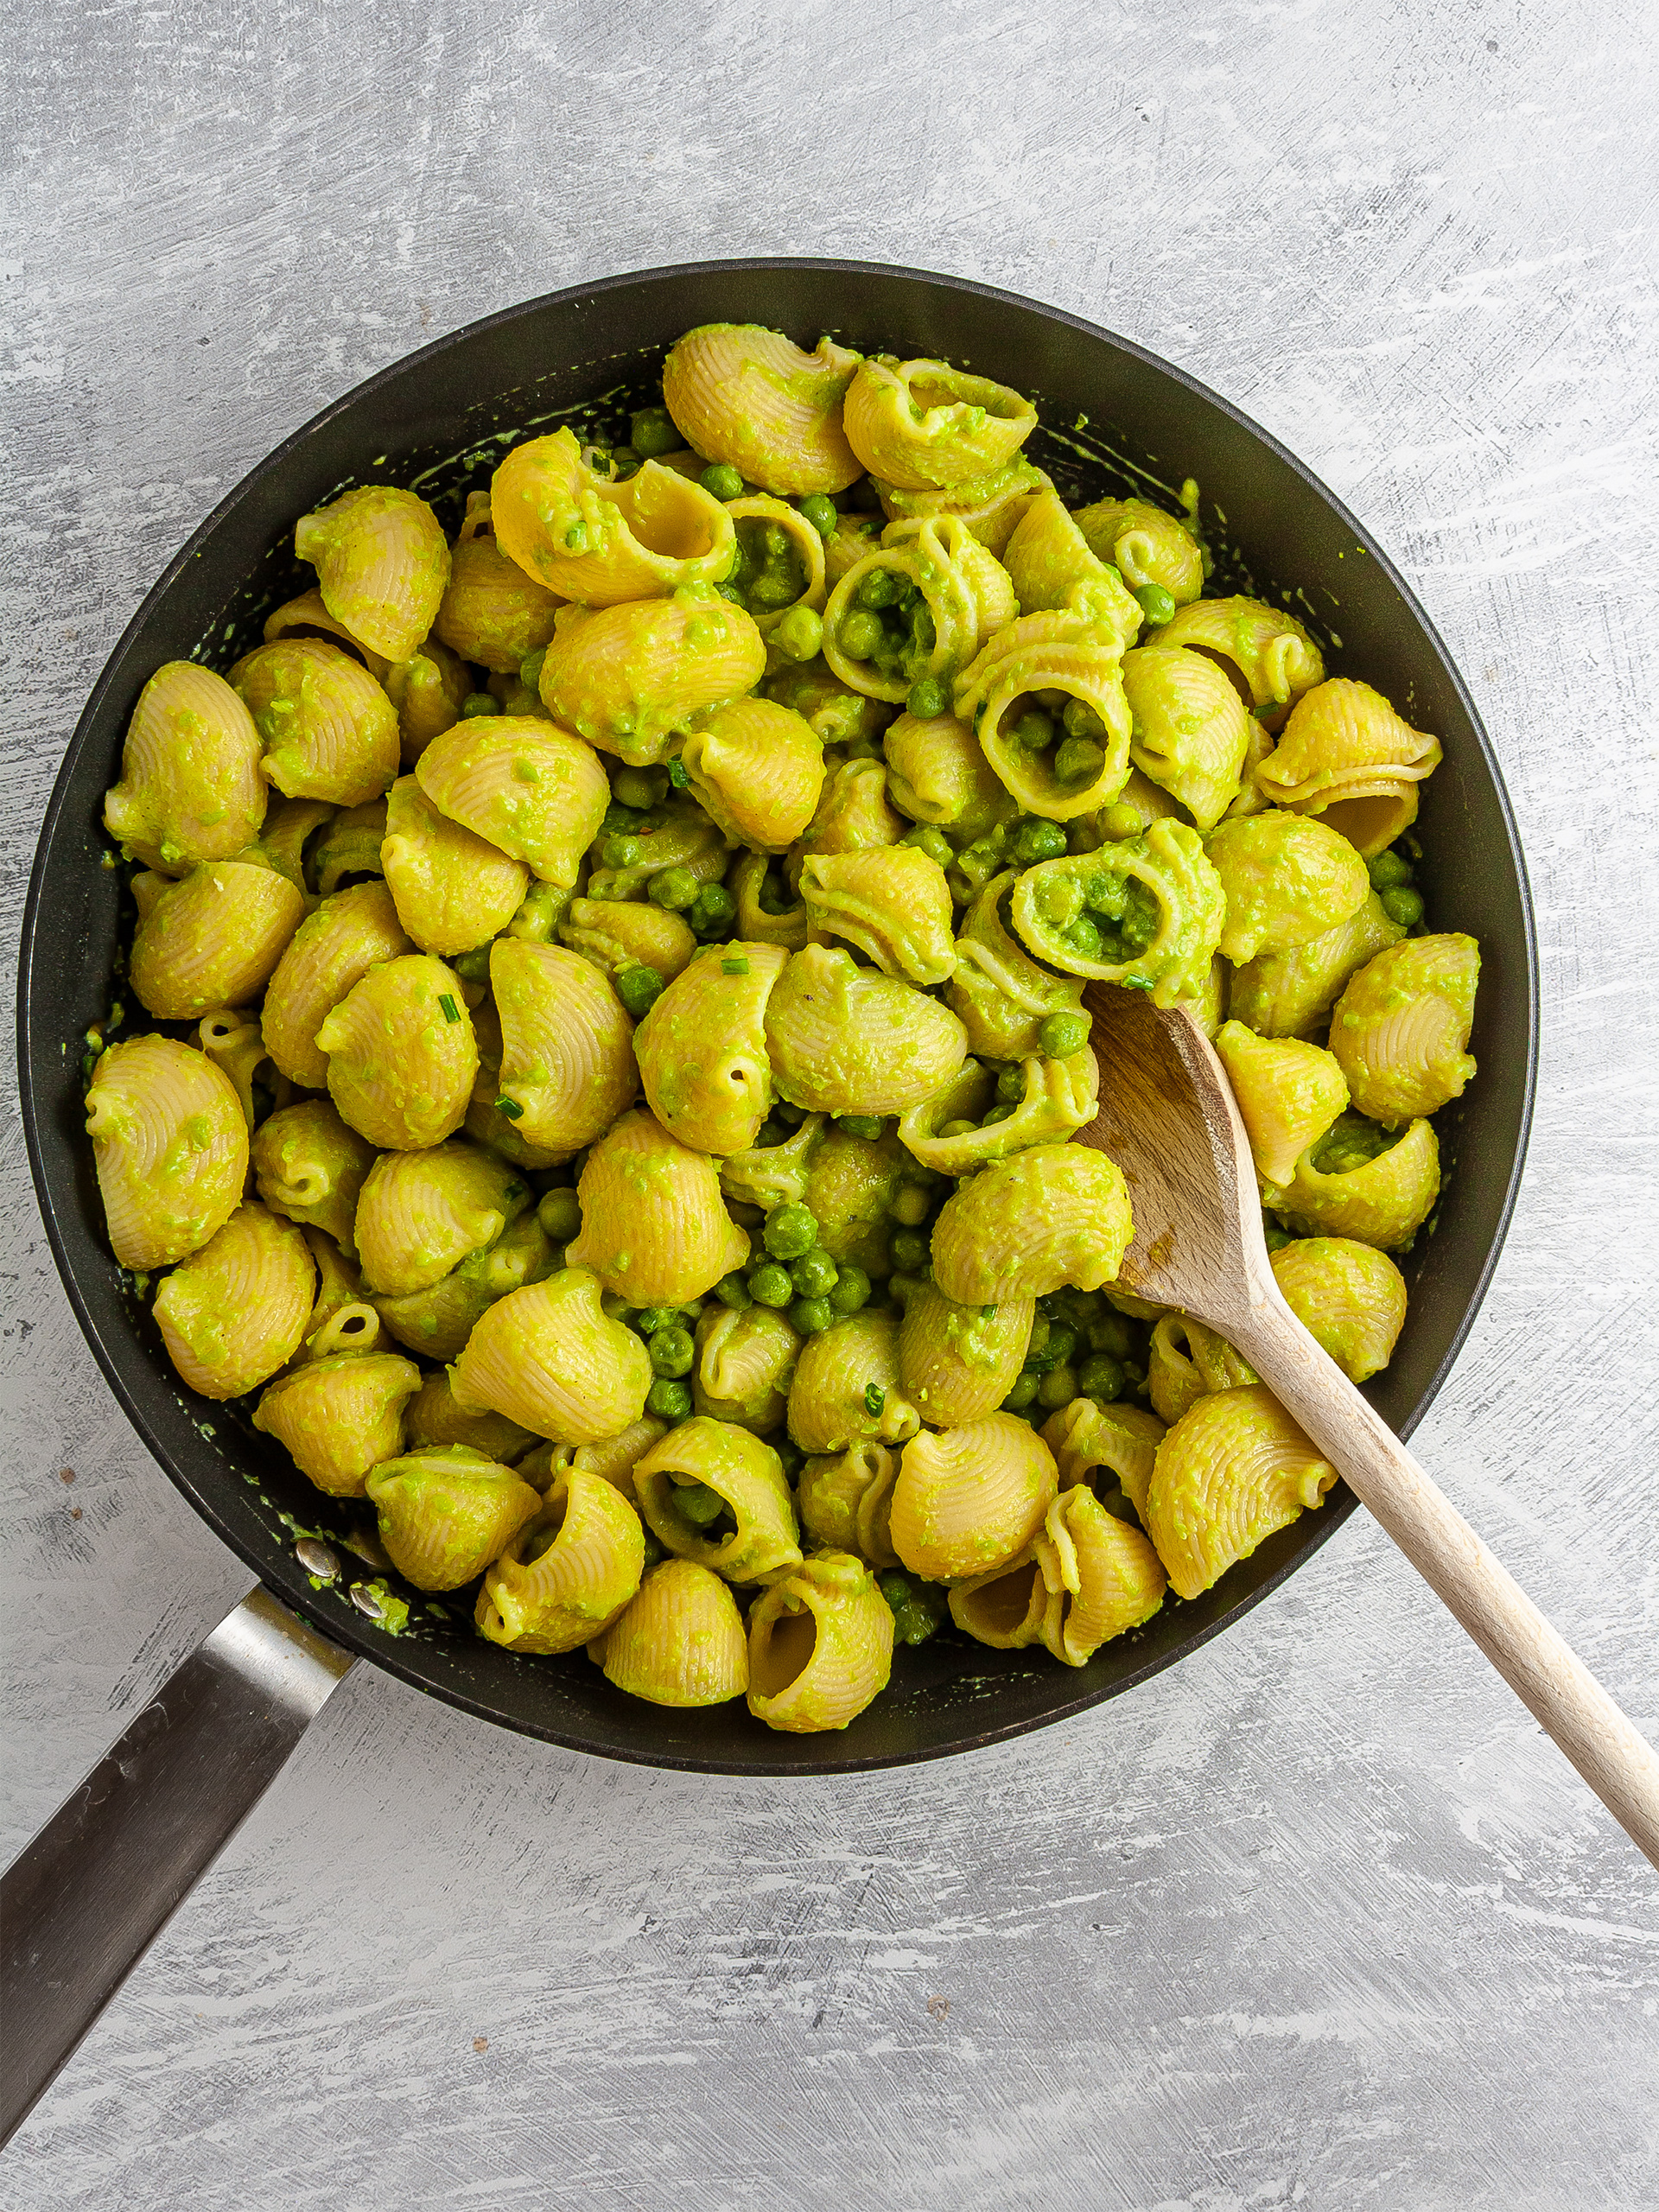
[3,3,1657,2205]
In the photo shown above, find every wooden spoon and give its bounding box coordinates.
[1078,981,1659,1869]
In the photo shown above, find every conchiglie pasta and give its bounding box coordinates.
[382,638,468,767]
[883,710,1017,841]
[1040,1396,1166,1517]
[842,357,1038,490]
[248,795,335,891]
[381,775,530,955]
[1213,1020,1349,1187]
[1119,645,1252,832]
[1270,1113,1440,1251]
[450,1266,652,1443]
[693,1305,801,1433]
[1227,890,1406,1040]
[261,584,390,677]
[1256,677,1442,856]
[796,1441,901,1569]
[153,1202,315,1399]
[1270,1236,1408,1383]
[85,1036,249,1271]
[251,1099,377,1252]
[796,757,911,862]
[874,454,1050,557]
[565,1110,749,1305]
[1328,934,1479,1127]
[632,1416,802,1584]
[930,1143,1134,1306]
[632,944,789,1155]
[661,325,864,494]
[800,846,957,987]
[764,944,968,1116]
[787,1309,918,1454]
[952,607,1133,822]
[1205,810,1370,966]
[801,1125,903,1274]
[593,1560,748,1707]
[103,662,266,874]
[353,1140,529,1297]
[230,638,400,807]
[293,485,450,664]
[129,861,304,1019]
[315,952,478,1150]
[821,517,1018,705]
[413,715,609,886]
[405,1368,537,1462]
[558,896,698,988]
[311,798,389,893]
[433,524,563,672]
[1001,489,1145,638]
[680,697,825,851]
[365,1448,542,1591]
[1148,595,1324,720]
[898,1281,1034,1427]
[289,1227,385,1366]
[944,870,1087,1059]
[890,1414,1058,1582]
[477,1466,645,1652]
[1145,1385,1338,1599]
[896,1052,1099,1178]
[1147,1315,1258,1426]
[721,497,829,633]
[538,589,766,768]
[491,428,736,604]
[490,938,639,1156]
[261,880,411,1090]
[747,1554,894,1732]
[253,1350,420,1497]
[373,1211,555,1363]
[1008,823,1225,1007]
[1072,497,1205,605]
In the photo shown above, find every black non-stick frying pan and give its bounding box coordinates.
[3,258,1535,2137]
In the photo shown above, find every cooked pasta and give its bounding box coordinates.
[85,314,1475,1740]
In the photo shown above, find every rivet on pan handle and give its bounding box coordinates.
[0,1586,355,2145]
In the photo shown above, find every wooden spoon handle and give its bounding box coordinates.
[1229,1294,1659,1869]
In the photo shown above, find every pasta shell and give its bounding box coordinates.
[633,943,789,1155]
[1145,1384,1337,1600]
[720,1113,827,1214]
[1205,810,1370,966]
[373,1211,555,1363]
[952,607,1133,822]
[842,358,1037,491]
[261,880,410,1090]
[1040,1397,1166,1517]
[786,1309,918,1455]
[801,1125,906,1275]
[103,662,265,874]
[883,709,1017,841]
[405,1369,537,1462]
[1147,595,1324,721]
[537,589,766,768]
[491,938,639,1156]
[353,1141,531,1297]
[289,1227,385,1365]
[315,952,478,1150]
[1272,1114,1440,1251]
[492,429,735,604]
[253,1350,420,1497]
[944,868,1086,1059]
[797,758,911,861]
[230,638,400,806]
[764,659,897,749]
[763,944,968,1116]
[821,516,1017,707]
[1255,677,1442,857]
[477,1466,645,1652]
[662,326,864,495]
[1147,1316,1257,1426]
[1214,1020,1350,1187]
[433,530,563,672]
[948,1554,1047,1649]
[1270,1237,1407,1383]
[797,1441,902,1569]
[129,861,304,1019]
[890,1414,1058,1581]
[1072,497,1205,603]
[85,1035,249,1271]
[1002,489,1145,640]
[382,639,468,768]
[898,1281,1034,1427]
[249,796,335,892]
[413,714,609,887]
[931,1142,1133,1306]
[681,696,825,851]
[365,1447,541,1591]
[251,1100,377,1252]
[692,1305,801,1434]
[593,1560,748,1707]
[450,1265,652,1442]
[293,485,451,664]
[153,1202,315,1399]
[632,1415,802,1584]
[1227,891,1405,1040]
[876,455,1051,558]
[558,895,698,987]
[747,1554,895,1732]
[519,1417,672,1504]
[565,1109,749,1305]
[897,1050,1099,1178]
[1030,1486,1166,1664]
[1328,934,1479,1127]
[312,798,389,893]
[262,584,391,680]
[800,846,957,986]
[382,774,529,955]
[1008,823,1226,1007]
[1120,645,1252,832]
[730,853,811,951]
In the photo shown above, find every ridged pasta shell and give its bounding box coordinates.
[786,1309,918,1454]
[477,1466,645,1652]
[719,1113,826,1213]
[763,944,968,1116]
[931,1142,1133,1306]
[251,1100,377,1252]
[249,796,335,891]
[314,952,478,1151]
[593,1560,749,1707]
[883,709,1017,841]
[890,1414,1058,1581]
[764,659,897,749]
[952,607,1133,822]
[565,1110,748,1305]
[524,1416,672,1503]
[1255,677,1442,858]
[1147,595,1324,719]
[842,358,1037,491]
[293,485,450,664]
[449,1266,652,1443]
[312,798,389,894]
[944,869,1085,1059]
[1002,490,1145,642]
[1227,891,1405,1040]
[537,590,766,769]
[800,846,957,986]
[492,429,736,604]
[353,1141,530,1297]
[365,1447,542,1591]
[85,1035,249,1271]
[821,516,1018,706]
[1328,934,1479,1127]
[747,1554,894,1732]
[383,639,468,769]
[129,861,304,1020]
[253,1350,420,1497]
[262,584,391,681]
[153,1202,315,1400]
[730,854,811,951]
[583,799,728,905]
[413,714,609,886]
[947,1554,1046,1649]
[802,1126,906,1275]
[632,1415,802,1584]
[1072,497,1205,603]
[1039,1397,1166,1517]
[382,775,529,955]
[1205,810,1370,966]
[433,530,563,672]
[261,880,411,1090]
[230,638,400,807]
[1031,1487,1166,1664]
[876,455,1051,559]
[1214,1020,1350,1187]
[796,758,911,861]
[662,326,864,495]
[633,943,789,1155]
[1273,1115,1440,1251]
[1008,823,1227,1007]
[1270,1237,1407,1384]
[693,1305,801,1435]
[682,697,825,851]
[797,1441,902,1568]
[103,662,266,874]
[1120,645,1252,832]
[558,895,698,986]
[373,1212,555,1363]
[898,1281,1034,1427]
[897,1049,1099,1177]
[405,1369,537,1462]
[491,939,639,1156]
[1145,1384,1337,1600]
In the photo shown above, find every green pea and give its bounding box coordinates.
[647,866,700,911]
[773,1438,804,1483]
[887,1183,931,1227]
[1011,708,1055,753]
[1087,1313,1134,1358]
[607,446,641,480]
[855,567,900,610]
[631,406,679,459]
[1038,1364,1077,1409]
[1135,583,1178,626]
[715,1270,753,1310]
[748,1262,795,1309]
[1001,1372,1039,1412]
[790,1248,840,1298]
[835,1114,884,1140]
[647,1325,696,1378]
[674,1479,727,1526]
[646,1378,693,1421]
[700,462,745,500]
[610,767,658,810]
[771,606,823,662]
[877,1571,912,1611]
[753,1118,788,1150]
[614,965,664,1016]
[906,675,947,720]
[537,1188,582,1243]
[1380,886,1425,927]
[453,944,492,983]
[889,1228,930,1273]
[995,1064,1026,1103]
[893,1599,940,1646]
[601,801,645,834]
[837,608,885,660]
[639,1529,666,1570]
[980,1102,1014,1127]
[1039,1010,1091,1059]
[1012,819,1068,864]
[1368,848,1414,889]
[461,692,500,718]
[749,568,798,610]
[1078,1352,1125,1402]
[798,493,838,536]
[601,832,642,870]
[1053,737,1106,787]
[518,646,548,691]
[764,1202,819,1259]
[791,1297,834,1336]
[902,823,954,868]
[1065,914,1106,961]
[1062,697,1107,741]
[829,1264,871,1314]
[1262,1222,1294,1254]
[689,884,737,938]
[1043,1322,1078,1369]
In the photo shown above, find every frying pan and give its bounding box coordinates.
[2,257,1536,2138]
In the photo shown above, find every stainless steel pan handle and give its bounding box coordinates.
[0,1586,355,2145]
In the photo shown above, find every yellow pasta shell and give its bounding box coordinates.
[952,607,1133,822]
[405,1369,537,1462]
[1255,677,1442,857]
[492,429,736,603]
[558,895,698,987]
[801,1125,906,1275]
[231,638,400,807]
[1120,645,1252,833]
[1273,1115,1440,1251]
[383,639,468,769]
[797,1441,902,1569]
[381,775,530,955]
[566,1109,749,1305]
[86,1035,249,1271]
[365,1447,541,1592]
[251,1100,377,1252]
[682,696,825,851]
[1001,489,1145,642]
[693,1305,801,1434]
[433,530,563,672]
[315,952,478,1150]
[1205,809,1370,966]
[538,589,766,769]
[898,1281,1034,1427]
[1270,1236,1408,1384]
[632,1415,802,1585]
[253,1350,420,1497]
[153,1202,315,1400]
[1040,1397,1166,1517]
[931,1142,1133,1305]
[293,485,451,664]
[821,516,1018,706]
[490,938,639,1156]
[373,1211,555,1363]
[1227,891,1406,1040]
[1147,595,1324,719]
[1072,497,1205,604]
[842,357,1037,491]
[129,861,304,1020]
[891,1414,1058,1581]
[594,1560,749,1707]
[800,845,957,987]
[897,1051,1099,1178]
[260,880,411,1090]
[786,1309,918,1455]
[1328,934,1479,1127]
[353,1140,530,1297]
[747,1554,894,1733]
[1030,1486,1166,1665]
[662,325,864,494]
[413,714,609,886]
[633,943,789,1155]
[261,584,391,680]
[449,1266,652,1443]
[477,1466,645,1653]
[796,757,911,861]
[883,709,1016,841]
[944,869,1085,1059]
[876,455,1051,558]
[1145,1384,1337,1600]
[763,944,968,1117]
[103,661,266,874]
[1214,1020,1349,1187]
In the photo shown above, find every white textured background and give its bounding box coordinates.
[3,3,1657,2205]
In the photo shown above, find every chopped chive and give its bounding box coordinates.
[863,1382,886,1417]
[495,1096,524,1120]
[721,956,750,975]
[438,993,461,1023]
[668,758,689,789]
